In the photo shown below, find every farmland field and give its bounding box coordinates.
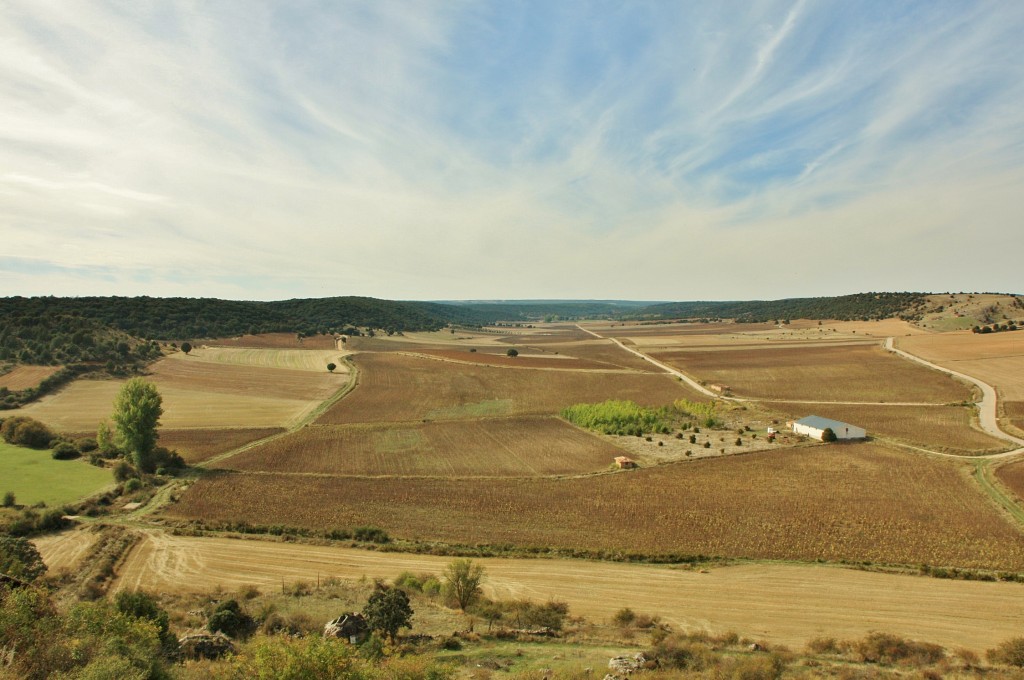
[0,365,61,391]
[316,352,705,425]
[898,332,1024,400]
[167,347,348,373]
[167,443,1024,570]
[1007,401,1024,433]
[648,343,974,402]
[204,332,337,349]
[215,417,625,477]
[64,531,1021,652]
[763,402,1010,454]
[158,428,285,464]
[0,441,112,506]
[413,349,614,371]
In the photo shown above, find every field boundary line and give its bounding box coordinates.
[886,337,1024,455]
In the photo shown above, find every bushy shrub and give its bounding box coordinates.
[208,599,253,638]
[353,526,390,543]
[51,441,80,460]
[1,416,55,449]
[2,491,15,507]
[854,632,945,665]
[123,478,143,493]
[988,637,1024,667]
[113,460,136,483]
[75,437,98,453]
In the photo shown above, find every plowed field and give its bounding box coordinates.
[0,365,61,390]
[158,428,285,464]
[763,402,1009,454]
[414,350,612,371]
[317,352,704,425]
[168,443,1024,570]
[215,417,624,476]
[650,344,973,402]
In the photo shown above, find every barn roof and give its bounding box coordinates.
[795,415,859,431]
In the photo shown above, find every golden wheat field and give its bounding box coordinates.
[215,416,625,476]
[762,402,1010,454]
[157,427,285,464]
[898,332,1024,400]
[166,347,348,373]
[648,343,974,402]
[167,443,1024,570]
[0,364,61,390]
[316,352,705,425]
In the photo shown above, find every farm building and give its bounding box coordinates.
[615,456,638,469]
[792,415,866,441]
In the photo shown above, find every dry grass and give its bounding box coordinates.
[168,443,1024,570]
[316,352,704,425]
[158,428,285,464]
[0,365,62,390]
[150,357,344,401]
[650,343,974,402]
[899,332,1024,400]
[205,332,337,349]
[167,347,348,373]
[216,417,625,476]
[763,402,1010,454]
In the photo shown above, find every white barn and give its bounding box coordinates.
[792,415,866,441]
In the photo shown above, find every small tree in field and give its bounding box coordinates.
[180,342,192,355]
[326,363,336,373]
[821,427,837,443]
[112,378,163,473]
[444,558,486,611]
[362,586,413,642]
[506,348,519,358]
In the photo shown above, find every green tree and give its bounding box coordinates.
[326,362,337,373]
[506,348,518,358]
[111,378,163,473]
[444,558,485,611]
[821,427,837,443]
[362,586,413,642]
[180,342,192,355]
[115,590,177,653]
[2,491,15,507]
[0,535,47,581]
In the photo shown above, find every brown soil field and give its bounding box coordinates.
[158,427,285,464]
[316,352,705,425]
[414,349,613,371]
[763,402,1010,454]
[167,443,1024,570]
[0,365,62,390]
[73,531,1024,652]
[150,357,345,401]
[216,417,625,477]
[650,344,974,402]
[594,322,776,338]
[1006,401,1024,434]
[899,332,1024,400]
[16,380,326,431]
[545,339,661,371]
[204,332,337,349]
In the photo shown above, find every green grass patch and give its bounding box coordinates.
[562,399,672,436]
[0,441,113,507]
[426,399,514,420]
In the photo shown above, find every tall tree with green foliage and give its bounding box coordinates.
[444,558,486,611]
[111,378,163,473]
[0,535,47,581]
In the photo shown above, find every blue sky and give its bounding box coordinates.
[2,0,1022,301]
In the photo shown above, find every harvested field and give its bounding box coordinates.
[84,531,1024,652]
[413,349,613,371]
[167,444,1024,570]
[168,347,348,373]
[158,428,285,464]
[16,380,326,431]
[150,357,345,401]
[763,402,1010,454]
[217,417,625,477]
[32,527,101,576]
[316,352,705,424]
[545,339,660,371]
[996,460,1024,504]
[899,332,1024,400]
[650,344,973,402]
[1006,402,1024,433]
[594,322,776,338]
[0,365,61,391]
[204,332,337,349]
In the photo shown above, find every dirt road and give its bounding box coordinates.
[38,530,1019,652]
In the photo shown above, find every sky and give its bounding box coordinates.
[2,1,1023,302]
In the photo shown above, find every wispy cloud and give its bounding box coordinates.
[1,0,1022,300]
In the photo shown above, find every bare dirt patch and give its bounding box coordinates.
[316,352,704,425]
[102,532,1024,652]
[650,343,974,403]
[0,365,61,391]
[216,417,626,477]
[168,443,1024,570]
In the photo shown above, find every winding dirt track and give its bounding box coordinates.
[56,531,1023,652]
